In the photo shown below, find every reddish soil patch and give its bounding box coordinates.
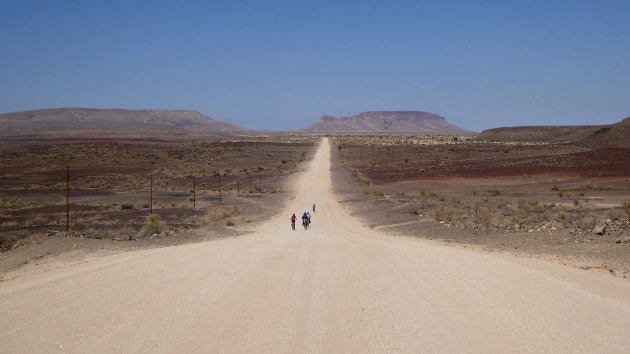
[364,148,630,183]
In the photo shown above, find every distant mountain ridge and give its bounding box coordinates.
[478,125,605,143]
[0,108,244,136]
[479,117,630,149]
[577,117,630,149]
[304,111,467,133]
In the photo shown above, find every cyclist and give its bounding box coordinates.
[302,212,308,229]
[312,203,316,213]
[290,213,296,231]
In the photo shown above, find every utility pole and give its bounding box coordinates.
[192,176,196,208]
[150,175,153,215]
[65,166,69,233]
[218,173,222,203]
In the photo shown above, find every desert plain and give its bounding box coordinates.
[0,132,317,276]
[2,123,629,280]
[332,132,630,278]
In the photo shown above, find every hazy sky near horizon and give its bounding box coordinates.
[1,0,629,131]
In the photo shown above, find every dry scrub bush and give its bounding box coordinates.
[434,205,455,222]
[416,191,428,200]
[11,233,43,250]
[42,197,57,206]
[516,199,545,213]
[472,201,480,219]
[204,206,242,225]
[0,197,29,209]
[356,171,372,186]
[25,215,51,227]
[141,214,167,235]
[470,202,493,226]
[622,202,630,217]
[1,220,18,228]
[416,191,429,209]
[120,203,134,210]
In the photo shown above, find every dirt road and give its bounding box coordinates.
[1,138,630,353]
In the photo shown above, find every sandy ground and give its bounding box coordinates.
[1,138,630,353]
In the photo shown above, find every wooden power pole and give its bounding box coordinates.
[150,175,153,215]
[65,166,69,233]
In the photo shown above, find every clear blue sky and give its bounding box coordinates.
[1,0,629,131]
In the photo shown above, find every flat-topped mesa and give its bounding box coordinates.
[305,111,467,133]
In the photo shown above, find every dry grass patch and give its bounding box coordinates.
[203,206,242,225]
[434,205,456,222]
[0,197,30,209]
[11,233,44,250]
[140,214,167,235]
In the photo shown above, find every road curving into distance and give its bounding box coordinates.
[1,138,630,353]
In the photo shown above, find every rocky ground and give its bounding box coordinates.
[330,135,630,279]
[0,134,318,276]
